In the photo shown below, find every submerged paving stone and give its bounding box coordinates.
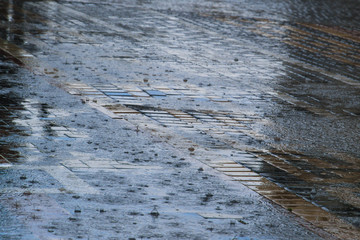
[144,90,167,97]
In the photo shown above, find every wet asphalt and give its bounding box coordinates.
[0,0,359,239]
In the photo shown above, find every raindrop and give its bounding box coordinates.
[74,206,81,213]
[150,206,159,217]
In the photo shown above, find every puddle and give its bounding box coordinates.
[0,65,28,165]
[0,57,78,167]
[0,203,37,240]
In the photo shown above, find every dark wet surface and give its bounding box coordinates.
[0,0,360,239]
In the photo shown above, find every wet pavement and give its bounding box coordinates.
[0,0,359,239]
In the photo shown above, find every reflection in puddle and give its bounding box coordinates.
[0,63,25,165]
[0,56,59,165]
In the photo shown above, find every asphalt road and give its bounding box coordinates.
[0,0,359,239]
